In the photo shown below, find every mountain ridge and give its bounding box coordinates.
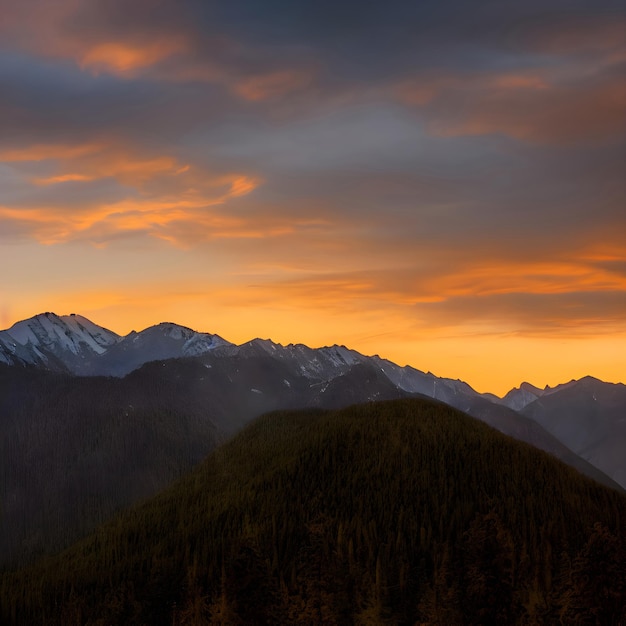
[1,312,624,491]
[3,312,620,399]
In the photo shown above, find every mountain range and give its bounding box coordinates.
[2,312,624,480]
[0,311,624,566]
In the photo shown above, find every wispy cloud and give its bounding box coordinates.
[0,139,264,245]
[396,62,625,144]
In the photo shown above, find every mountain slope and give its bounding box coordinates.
[521,377,626,488]
[81,322,232,376]
[500,381,545,411]
[2,399,624,625]
[0,363,222,566]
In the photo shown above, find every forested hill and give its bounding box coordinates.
[1,398,625,625]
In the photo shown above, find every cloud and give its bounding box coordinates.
[396,64,626,144]
[395,70,549,107]
[0,138,266,245]
[433,75,625,144]
[170,237,626,339]
[0,190,268,246]
[389,11,626,145]
[0,0,315,105]
[0,143,105,162]
[78,38,188,76]
[232,70,314,101]
[521,14,626,57]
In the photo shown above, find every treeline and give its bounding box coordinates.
[1,398,624,624]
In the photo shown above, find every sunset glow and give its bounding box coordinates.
[1,0,624,395]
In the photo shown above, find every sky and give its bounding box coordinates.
[0,0,625,395]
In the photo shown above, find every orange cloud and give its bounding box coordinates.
[184,236,625,341]
[79,39,187,76]
[30,155,181,186]
[0,161,264,242]
[416,259,626,299]
[0,2,190,77]
[489,74,548,91]
[189,247,624,317]
[394,78,449,106]
[233,70,313,101]
[0,163,266,246]
[434,77,625,143]
[1,142,189,189]
[395,70,549,106]
[0,143,104,162]
[582,246,626,263]
[0,1,314,104]
[0,137,266,246]
[0,140,203,187]
[34,173,95,185]
[527,17,626,56]
[396,63,626,144]
[0,181,264,245]
[227,175,260,197]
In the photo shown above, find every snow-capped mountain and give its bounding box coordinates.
[0,313,231,376]
[81,322,232,376]
[217,338,481,408]
[0,314,478,405]
[0,312,120,370]
[217,338,369,379]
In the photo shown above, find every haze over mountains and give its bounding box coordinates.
[0,311,624,567]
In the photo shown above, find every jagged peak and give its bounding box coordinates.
[519,381,543,394]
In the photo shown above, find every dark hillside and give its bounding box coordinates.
[0,355,415,566]
[0,364,221,565]
[2,398,624,625]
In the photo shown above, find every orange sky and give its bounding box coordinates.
[0,0,624,395]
